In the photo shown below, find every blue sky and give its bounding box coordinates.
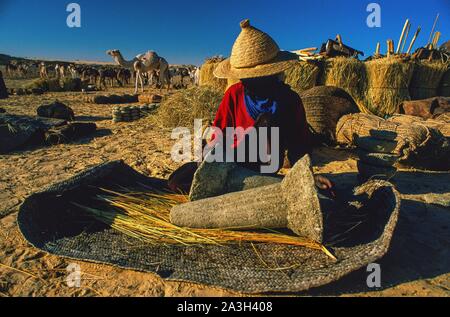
[0,0,449,65]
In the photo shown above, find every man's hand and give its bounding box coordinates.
[314,175,334,190]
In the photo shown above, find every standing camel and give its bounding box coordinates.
[107,49,170,93]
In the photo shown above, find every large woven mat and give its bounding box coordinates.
[18,161,400,293]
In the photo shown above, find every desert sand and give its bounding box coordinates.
[0,81,449,297]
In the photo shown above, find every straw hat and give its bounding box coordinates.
[214,19,297,79]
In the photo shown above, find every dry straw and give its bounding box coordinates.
[365,56,415,117]
[199,56,228,92]
[439,67,450,97]
[74,188,335,260]
[151,86,223,129]
[409,61,448,100]
[284,61,321,94]
[320,57,368,113]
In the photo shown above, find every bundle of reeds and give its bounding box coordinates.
[284,61,321,94]
[439,67,450,97]
[320,57,368,113]
[74,188,335,259]
[199,57,228,92]
[336,112,450,170]
[409,61,448,100]
[152,86,223,128]
[365,56,415,117]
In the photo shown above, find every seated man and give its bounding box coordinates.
[169,19,332,192]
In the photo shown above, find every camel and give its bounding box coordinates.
[39,62,48,79]
[107,49,170,93]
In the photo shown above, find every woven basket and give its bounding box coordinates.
[18,161,400,293]
[300,86,359,144]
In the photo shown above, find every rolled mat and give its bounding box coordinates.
[18,161,400,293]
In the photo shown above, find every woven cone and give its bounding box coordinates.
[172,155,324,242]
[214,19,297,79]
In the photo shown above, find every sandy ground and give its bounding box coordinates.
[0,80,449,297]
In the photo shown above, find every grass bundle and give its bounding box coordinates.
[284,61,321,94]
[409,61,448,100]
[365,57,415,117]
[152,86,223,128]
[438,67,450,97]
[74,188,335,260]
[199,57,228,92]
[320,57,368,113]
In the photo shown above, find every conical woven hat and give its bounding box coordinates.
[214,19,297,79]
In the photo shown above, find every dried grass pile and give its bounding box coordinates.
[320,57,368,113]
[199,56,228,92]
[74,188,334,259]
[365,57,415,117]
[300,86,359,144]
[152,86,223,128]
[439,67,450,97]
[336,113,450,170]
[284,61,321,94]
[409,61,448,100]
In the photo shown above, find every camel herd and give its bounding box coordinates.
[3,50,200,93]
[107,49,199,93]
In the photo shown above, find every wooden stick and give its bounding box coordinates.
[400,23,411,53]
[407,27,421,54]
[396,19,410,54]
[375,42,380,55]
[432,31,441,49]
[387,39,394,57]
[427,13,440,45]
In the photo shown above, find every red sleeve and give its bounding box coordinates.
[286,95,312,164]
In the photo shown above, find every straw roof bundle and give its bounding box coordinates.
[365,57,415,117]
[336,113,449,170]
[152,86,223,129]
[284,61,321,94]
[199,57,228,92]
[320,57,368,113]
[439,67,450,97]
[409,61,448,100]
[300,86,359,144]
